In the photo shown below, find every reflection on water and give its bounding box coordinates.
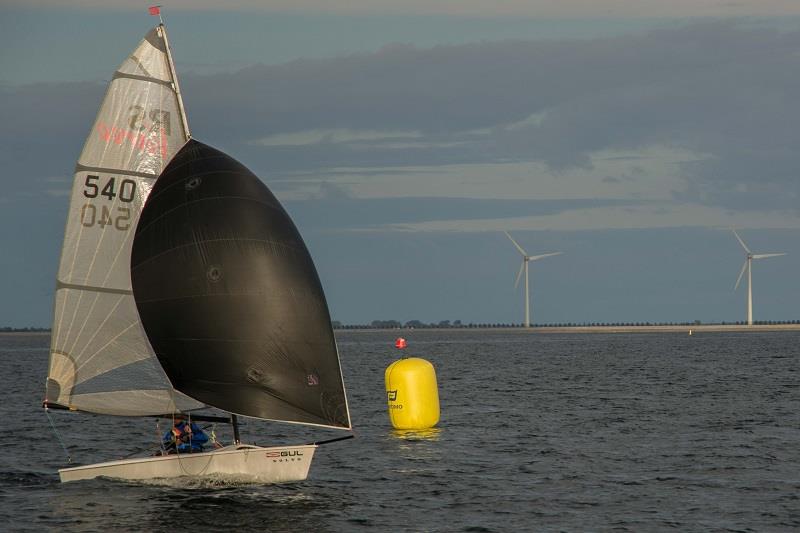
[389,427,442,441]
[50,478,332,532]
[386,428,443,468]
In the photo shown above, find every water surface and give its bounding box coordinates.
[2,330,798,531]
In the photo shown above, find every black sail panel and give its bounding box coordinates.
[131,140,350,429]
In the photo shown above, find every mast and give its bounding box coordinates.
[159,23,191,140]
[231,414,241,444]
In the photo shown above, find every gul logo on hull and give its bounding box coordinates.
[264,450,304,458]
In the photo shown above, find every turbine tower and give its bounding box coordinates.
[505,231,562,328]
[732,229,786,326]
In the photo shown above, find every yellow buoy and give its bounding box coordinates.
[385,357,440,430]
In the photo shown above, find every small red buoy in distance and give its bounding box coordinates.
[395,337,407,349]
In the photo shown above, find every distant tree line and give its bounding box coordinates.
[331,319,800,330]
[5,321,800,332]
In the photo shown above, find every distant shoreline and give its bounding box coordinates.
[4,324,800,337]
[336,324,800,334]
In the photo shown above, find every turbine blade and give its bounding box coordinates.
[732,229,751,254]
[514,261,524,289]
[752,253,786,259]
[504,231,528,256]
[734,260,747,290]
[528,251,563,261]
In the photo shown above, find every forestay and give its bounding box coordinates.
[46,26,202,416]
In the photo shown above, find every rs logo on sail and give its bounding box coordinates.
[95,106,172,158]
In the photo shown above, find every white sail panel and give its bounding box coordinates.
[81,77,184,176]
[51,290,167,384]
[49,290,199,414]
[47,26,200,416]
[57,170,153,288]
[117,30,172,80]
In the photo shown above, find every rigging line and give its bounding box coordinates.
[156,419,167,455]
[120,420,168,459]
[332,342,353,427]
[163,381,201,416]
[45,408,72,464]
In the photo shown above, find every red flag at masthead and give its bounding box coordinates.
[149,6,161,16]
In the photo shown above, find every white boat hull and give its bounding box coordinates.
[58,444,317,484]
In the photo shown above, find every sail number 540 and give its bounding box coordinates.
[81,175,137,230]
[83,175,136,202]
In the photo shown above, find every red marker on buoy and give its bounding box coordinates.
[395,337,407,349]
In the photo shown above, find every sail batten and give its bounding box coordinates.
[74,164,158,180]
[112,71,174,87]
[46,25,200,416]
[55,281,133,295]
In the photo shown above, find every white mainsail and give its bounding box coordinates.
[46,26,201,416]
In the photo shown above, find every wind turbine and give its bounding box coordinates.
[732,229,786,326]
[505,231,562,328]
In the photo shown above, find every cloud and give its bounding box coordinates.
[10,0,800,17]
[7,18,800,327]
[0,82,103,199]
[179,22,800,213]
[284,195,640,230]
[4,21,800,218]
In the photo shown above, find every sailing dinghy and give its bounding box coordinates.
[44,20,351,483]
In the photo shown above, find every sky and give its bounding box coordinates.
[2,1,800,327]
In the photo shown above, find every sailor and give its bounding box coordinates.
[162,414,209,454]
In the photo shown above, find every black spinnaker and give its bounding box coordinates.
[131,139,350,429]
